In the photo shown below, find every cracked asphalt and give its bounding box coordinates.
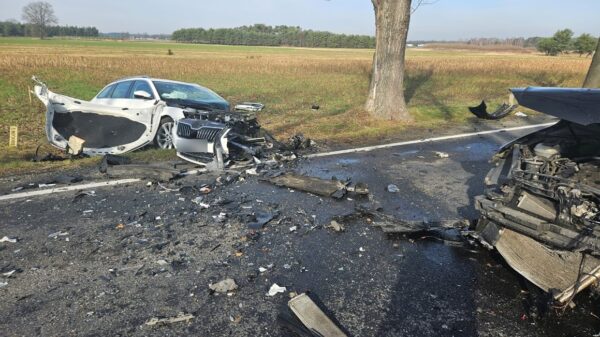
[1,125,599,337]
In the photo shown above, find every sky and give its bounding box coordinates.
[1,0,599,40]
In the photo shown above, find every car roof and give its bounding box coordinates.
[107,77,198,87]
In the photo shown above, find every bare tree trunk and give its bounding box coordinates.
[583,37,600,88]
[365,0,412,121]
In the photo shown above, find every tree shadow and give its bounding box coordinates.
[521,71,571,87]
[404,68,434,104]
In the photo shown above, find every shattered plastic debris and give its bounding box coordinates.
[0,236,17,243]
[468,100,518,120]
[435,151,449,159]
[327,220,345,232]
[515,111,528,117]
[387,184,400,193]
[267,283,287,296]
[247,211,276,230]
[285,293,348,337]
[289,226,298,233]
[48,231,68,239]
[145,313,194,326]
[209,278,238,293]
[269,173,347,199]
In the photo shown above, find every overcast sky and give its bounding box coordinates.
[1,0,599,40]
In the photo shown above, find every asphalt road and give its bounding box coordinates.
[1,125,599,337]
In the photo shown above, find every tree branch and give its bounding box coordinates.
[411,0,439,14]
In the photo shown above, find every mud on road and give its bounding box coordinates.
[1,128,599,336]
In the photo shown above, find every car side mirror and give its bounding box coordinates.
[133,90,152,100]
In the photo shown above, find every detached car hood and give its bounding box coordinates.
[511,87,600,126]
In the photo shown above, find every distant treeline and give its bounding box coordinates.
[172,24,376,48]
[100,32,171,40]
[0,21,98,37]
[464,37,542,48]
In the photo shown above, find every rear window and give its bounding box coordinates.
[97,84,115,99]
[111,81,133,99]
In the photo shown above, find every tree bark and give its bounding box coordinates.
[583,37,600,88]
[365,0,412,121]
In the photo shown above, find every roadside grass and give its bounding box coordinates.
[0,37,591,175]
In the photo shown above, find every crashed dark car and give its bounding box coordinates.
[474,87,600,304]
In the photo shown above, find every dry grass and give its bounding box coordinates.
[0,38,592,174]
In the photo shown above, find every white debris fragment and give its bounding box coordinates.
[327,220,345,232]
[258,267,268,273]
[515,111,528,117]
[209,278,238,293]
[387,184,400,193]
[359,247,366,252]
[48,231,68,239]
[3,270,16,277]
[0,282,7,288]
[145,313,194,326]
[283,264,291,269]
[82,210,93,214]
[245,168,258,176]
[146,181,153,187]
[289,226,297,232]
[199,202,210,209]
[38,183,56,188]
[435,151,449,159]
[156,260,169,266]
[0,236,17,243]
[267,283,287,296]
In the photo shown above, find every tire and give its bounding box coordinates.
[154,117,175,149]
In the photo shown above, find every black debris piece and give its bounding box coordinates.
[468,100,518,120]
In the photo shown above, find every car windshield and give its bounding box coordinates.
[153,81,224,102]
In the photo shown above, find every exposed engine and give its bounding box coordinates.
[476,121,600,254]
[173,106,270,167]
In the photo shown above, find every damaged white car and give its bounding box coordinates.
[475,86,600,305]
[33,76,267,164]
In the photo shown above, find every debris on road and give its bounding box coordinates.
[269,173,347,199]
[326,220,345,232]
[209,278,238,293]
[48,231,68,239]
[267,283,287,296]
[468,100,518,120]
[286,293,348,337]
[0,236,17,243]
[247,210,277,230]
[515,111,528,117]
[386,184,399,193]
[145,313,195,326]
[435,151,449,159]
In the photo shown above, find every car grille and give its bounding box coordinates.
[196,128,220,141]
[177,122,221,142]
[177,123,192,137]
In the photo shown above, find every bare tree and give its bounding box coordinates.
[583,37,600,88]
[22,1,57,39]
[365,0,413,120]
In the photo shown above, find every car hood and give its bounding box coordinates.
[164,98,230,112]
[511,87,600,126]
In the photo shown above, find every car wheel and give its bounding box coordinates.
[154,117,174,149]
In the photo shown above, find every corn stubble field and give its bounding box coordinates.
[0,37,592,174]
